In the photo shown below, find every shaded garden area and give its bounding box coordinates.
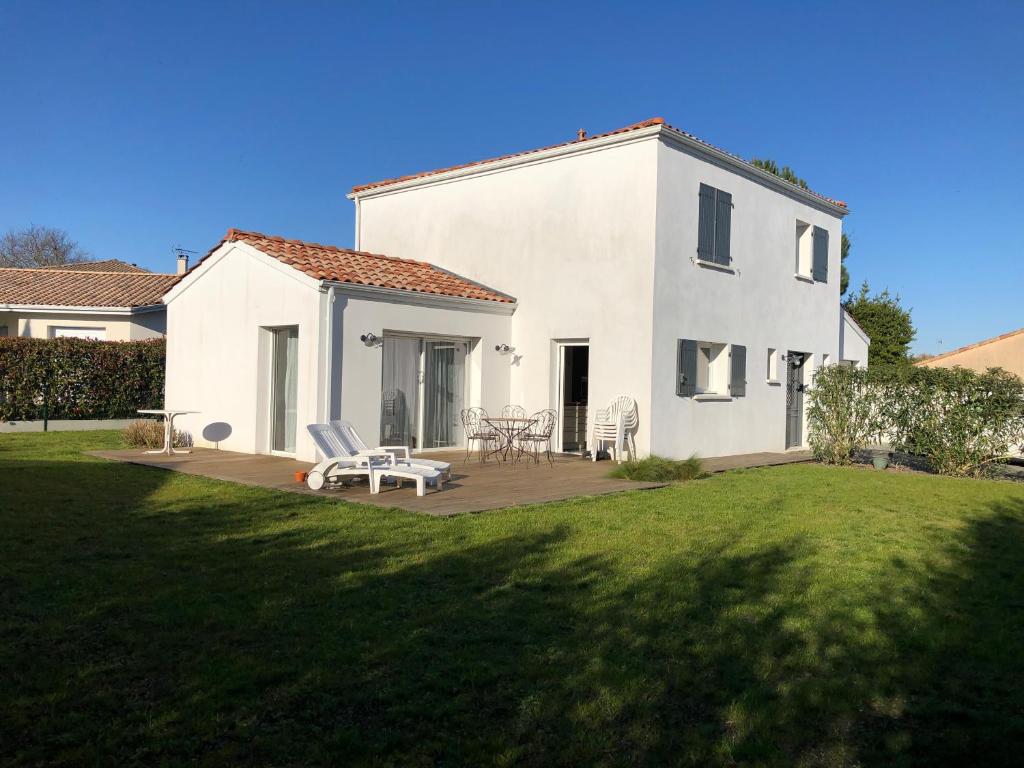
[2,431,1023,766]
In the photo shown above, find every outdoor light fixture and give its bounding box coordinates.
[360,332,379,346]
[495,343,512,354]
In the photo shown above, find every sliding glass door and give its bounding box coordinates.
[380,336,421,447]
[423,340,467,449]
[270,327,299,454]
[380,335,468,450]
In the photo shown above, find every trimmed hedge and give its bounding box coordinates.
[0,337,165,420]
[807,364,1024,477]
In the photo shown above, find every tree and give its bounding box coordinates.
[843,281,916,367]
[751,158,808,189]
[0,225,88,268]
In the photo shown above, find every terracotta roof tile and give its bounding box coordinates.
[40,259,150,273]
[350,117,847,209]
[217,229,514,304]
[0,268,177,307]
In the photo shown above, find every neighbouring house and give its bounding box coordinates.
[915,327,1024,379]
[164,117,868,462]
[0,258,181,340]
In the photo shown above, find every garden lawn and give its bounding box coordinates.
[2,432,1023,767]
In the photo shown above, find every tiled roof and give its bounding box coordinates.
[350,117,847,209]
[220,229,514,303]
[915,327,1024,366]
[0,267,177,308]
[40,259,150,273]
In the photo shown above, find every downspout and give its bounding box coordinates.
[321,285,336,423]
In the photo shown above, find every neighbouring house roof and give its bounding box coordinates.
[218,229,514,304]
[349,117,848,211]
[915,327,1024,366]
[0,267,178,308]
[40,259,150,273]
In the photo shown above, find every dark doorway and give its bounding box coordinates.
[560,345,589,452]
[785,351,808,449]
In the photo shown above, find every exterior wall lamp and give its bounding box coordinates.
[494,343,513,354]
[360,332,380,346]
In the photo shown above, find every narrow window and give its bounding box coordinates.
[812,226,829,282]
[767,348,778,381]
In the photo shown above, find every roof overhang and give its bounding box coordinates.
[0,303,164,315]
[324,281,517,316]
[348,122,849,217]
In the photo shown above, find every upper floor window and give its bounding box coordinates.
[697,183,732,266]
[796,222,829,282]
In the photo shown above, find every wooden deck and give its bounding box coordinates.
[87,447,812,516]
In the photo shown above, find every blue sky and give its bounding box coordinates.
[1,1,1021,354]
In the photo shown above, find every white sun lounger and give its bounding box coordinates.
[330,420,453,480]
[305,424,442,497]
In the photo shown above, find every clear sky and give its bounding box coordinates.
[2,1,1021,354]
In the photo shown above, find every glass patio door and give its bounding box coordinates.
[380,336,421,447]
[423,340,468,449]
[270,327,299,453]
[380,335,468,450]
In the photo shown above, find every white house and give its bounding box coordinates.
[164,117,867,462]
[0,260,179,340]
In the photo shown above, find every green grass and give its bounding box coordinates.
[2,431,1023,767]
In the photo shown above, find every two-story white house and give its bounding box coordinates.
[164,117,868,462]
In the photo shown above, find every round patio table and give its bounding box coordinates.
[482,416,537,464]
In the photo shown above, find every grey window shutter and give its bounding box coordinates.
[714,189,732,265]
[812,226,829,282]
[676,339,697,397]
[730,344,747,397]
[697,184,716,262]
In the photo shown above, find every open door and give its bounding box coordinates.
[558,344,589,453]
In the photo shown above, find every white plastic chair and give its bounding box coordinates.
[305,424,442,496]
[330,420,452,480]
[591,395,638,463]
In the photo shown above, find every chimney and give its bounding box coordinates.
[176,253,189,275]
[577,128,586,141]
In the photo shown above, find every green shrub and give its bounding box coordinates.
[121,419,191,449]
[0,337,165,421]
[807,364,1024,477]
[608,455,705,482]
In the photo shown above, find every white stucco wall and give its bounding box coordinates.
[164,243,325,460]
[330,290,512,453]
[0,309,165,340]
[650,138,845,457]
[355,136,661,455]
[840,309,870,368]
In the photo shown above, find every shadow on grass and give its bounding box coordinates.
[2,457,1024,766]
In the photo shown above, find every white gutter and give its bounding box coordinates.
[320,285,336,423]
[0,303,165,315]
[324,281,517,316]
[347,123,849,217]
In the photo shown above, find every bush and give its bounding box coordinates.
[0,337,165,421]
[608,455,705,483]
[807,364,1024,477]
[121,419,192,449]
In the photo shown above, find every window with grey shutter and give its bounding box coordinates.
[697,184,733,265]
[812,226,829,282]
[697,184,716,263]
[676,339,697,397]
[730,344,747,397]
[714,189,732,265]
